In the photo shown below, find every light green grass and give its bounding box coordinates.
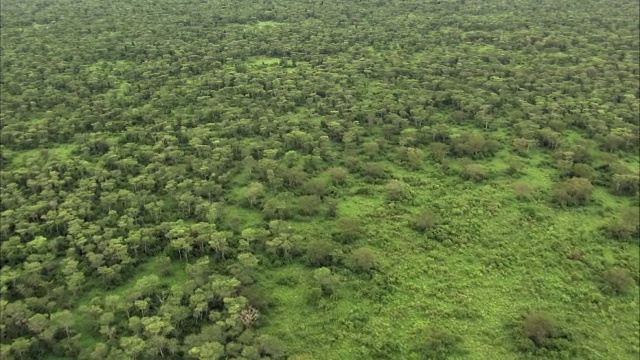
[9,144,76,168]
[255,160,639,359]
[246,56,282,66]
[252,21,283,28]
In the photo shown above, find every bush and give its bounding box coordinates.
[611,173,639,196]
[412,211,439,232]
[429,142,449,162]
[512,182,536,200]
[523,312,558,347]
[553,177,594,206]
[404,147,424,169]
[296,195,322,216]
[571,163,595,179]
[306,287,323,305]
[326,199,339,218]
[359,162,388,181]
[505,157,525,175]
[257,335,286,359]
[327,167,348,185]
[452,131,487,158]
[240,285,272,311]
[603,268,635,295]
[348,247,377,273]
[303,178,330,197]
[607,211,640,241]
[312,267,339,296]
[461,163,487,182]
[385,179,411,201]
[305,239,337,266]
[334,217,363,243]
[416,328,465,359]
[519,311,570,352]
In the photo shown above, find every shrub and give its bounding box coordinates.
[348,247,377,273]
[306,287,323,305]
[452,131,487,158]
[520,311,567,350]
[296,195,322,216]
[385,179,411,201]
[327,167,348,185]
[603,268,635,295]
[405,147,424,169]
[607,214,640,241]
[505,157,525,175]
[257,335,286,359]
[240,285,272,310]
[303,178,330,197]
[360,162,388,180]
[334,217,362,243]
[523,312,557,346]
[326,199,339,218]
[305,239,337,266]
[461,163,487,182]
[571,163,595,179]
[512,182,536,200]
[611,173,639,196]
[412,211,439,232]
[416,328,465,359]
[429,142,449,162]
[553,177,593,206]
[312,267,339,296]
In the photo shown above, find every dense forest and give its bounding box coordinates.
[0,0,638,359]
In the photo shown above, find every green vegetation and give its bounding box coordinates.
[1,0,638,359]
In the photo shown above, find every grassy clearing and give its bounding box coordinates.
[255,160,639,359]
[246,56,282,66]
[8,144,76,168]
[252,21,283,28]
